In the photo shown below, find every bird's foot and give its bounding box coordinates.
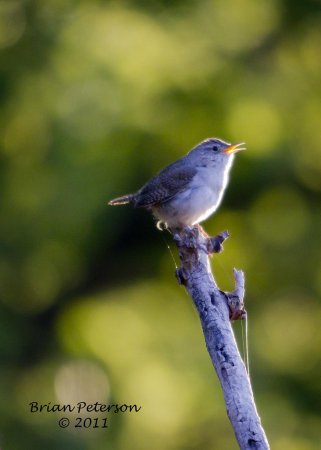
[156,220,168,231]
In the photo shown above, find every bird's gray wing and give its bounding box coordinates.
[134,161,196,208]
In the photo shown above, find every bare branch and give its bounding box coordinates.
[173,226,269,450]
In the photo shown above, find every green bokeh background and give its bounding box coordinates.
[0,0,321,449]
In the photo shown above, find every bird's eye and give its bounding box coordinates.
[212,145,219,152]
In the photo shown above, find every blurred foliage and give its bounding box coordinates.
[0,0,321,449]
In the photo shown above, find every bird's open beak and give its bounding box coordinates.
[224,142,246,154]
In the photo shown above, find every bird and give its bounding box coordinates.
[108,138,245,230]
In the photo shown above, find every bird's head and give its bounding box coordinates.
[188,138,246,168]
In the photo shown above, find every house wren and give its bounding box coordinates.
[109,138,245,229]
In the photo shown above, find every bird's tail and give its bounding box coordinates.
[108,194,133,206]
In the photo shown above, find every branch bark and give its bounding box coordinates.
[173,226,269,450]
